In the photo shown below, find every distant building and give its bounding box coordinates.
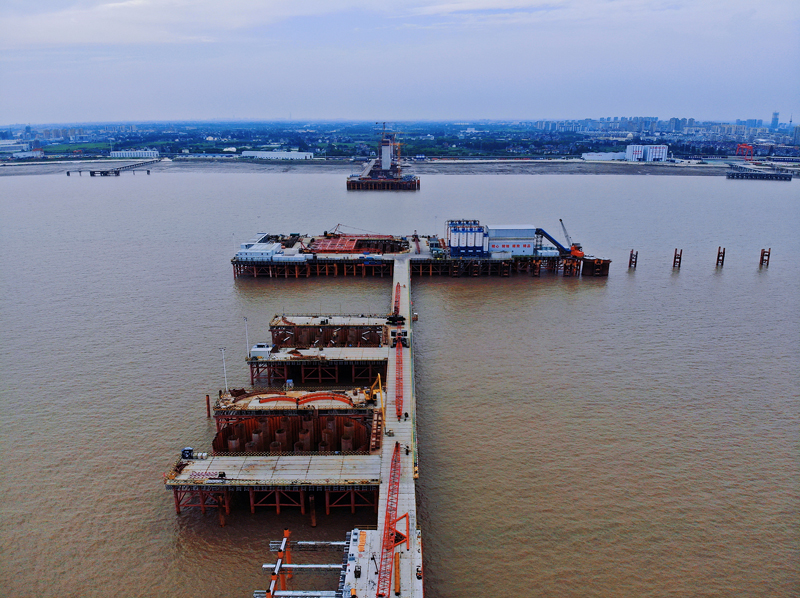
[626,145,645,161]
[626,145,668,162]
[182,154,237,159]
[110,150,159,158]
[13,150,44,159]
[241,150,313,160]
[0,141,31,153]
[771,111,779,131]
[581,152,626,161]
[644,145,668,161]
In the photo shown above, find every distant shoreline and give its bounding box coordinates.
[0,158,732,177]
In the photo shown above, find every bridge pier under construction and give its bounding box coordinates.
[167,220,611,597]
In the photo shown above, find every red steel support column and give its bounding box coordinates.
[284,529,293,579]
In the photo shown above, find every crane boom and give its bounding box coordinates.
[559,219,572,247]
[559,219,584,259]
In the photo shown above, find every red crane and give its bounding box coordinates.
[376,443,409,597]
[736,144,754,161]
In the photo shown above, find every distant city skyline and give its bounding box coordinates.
[2,114,796,130]
[1,1,798,123]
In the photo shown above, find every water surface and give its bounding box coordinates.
[0,172,797,597]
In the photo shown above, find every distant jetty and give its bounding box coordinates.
[347,127,420,190]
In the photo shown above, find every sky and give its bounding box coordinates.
[1,0,798,125]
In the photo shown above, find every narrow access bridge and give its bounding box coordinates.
[89,158,161,176]
[255,257,422,598]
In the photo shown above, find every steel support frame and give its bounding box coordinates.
[234,260,393,279]
[173,487,230,525]
[324,489,379,514]
[249,488,305,514]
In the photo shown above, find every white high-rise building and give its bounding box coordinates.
[644,145,668,161]
[626,144,668,162]
[626,145,644,161]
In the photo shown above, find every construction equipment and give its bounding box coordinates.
[735,144,754,161]
[559,219,585,258]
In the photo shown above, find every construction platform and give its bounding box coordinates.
[166,454,381,524]
[247,346,389,386]
[346,176,420,190]
[345,128,421,190]
[168,454,381,488]
[232,236,610,279]
[169,219,611,597]
[726,163,793,180]
[167,256,422,597]
[210,387,383,457]
[726,170,792,180]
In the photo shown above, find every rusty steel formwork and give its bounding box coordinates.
[270,323,386,349]
[172,485,379,524]
[232,259,394,279]
[249,359,387,386]
[211,413,376,455]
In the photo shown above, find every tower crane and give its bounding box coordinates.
[559,219,585,258]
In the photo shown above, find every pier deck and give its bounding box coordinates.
[167,454,382,488]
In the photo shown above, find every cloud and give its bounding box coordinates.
[0,0,380,46]
[1,0,797,47]
[1,0,797,122]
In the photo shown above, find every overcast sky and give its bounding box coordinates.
[1,0,798,125]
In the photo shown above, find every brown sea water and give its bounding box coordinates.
[0,172,797,597]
